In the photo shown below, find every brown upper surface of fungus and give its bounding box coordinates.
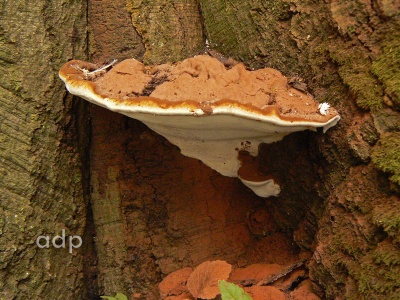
[60,55,339,123]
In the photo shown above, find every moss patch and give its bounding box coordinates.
[262,0,291,20]
[371,133,400,185]
[372,199,400,244]
[329,45,383,110]
[372,31,400,109]
[350,240,400,299]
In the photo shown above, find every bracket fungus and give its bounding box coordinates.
[59,55,340,198]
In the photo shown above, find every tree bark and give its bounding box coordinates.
[1,0,400,299]
[0,1,90,299]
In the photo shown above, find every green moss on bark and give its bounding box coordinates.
[329,44,383,110]
[350,240,400,299]
[372,32,400,109]
[372,133,400,186]
[373,199,400,245]
[198,0,300,70]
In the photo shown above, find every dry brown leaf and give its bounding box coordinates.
[159,267,193,298]
[186,260,232,299]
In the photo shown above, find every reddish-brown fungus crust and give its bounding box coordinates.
[237,151,276,182]
[59,56,339,124]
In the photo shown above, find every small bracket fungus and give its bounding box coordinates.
[59,56,340,198]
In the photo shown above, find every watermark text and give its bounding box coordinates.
[36,229,82,254]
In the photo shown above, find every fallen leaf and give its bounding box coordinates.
[159,267,193,298]
[219,280,253,300]
[100,292,128,300]
[187,260,232,299]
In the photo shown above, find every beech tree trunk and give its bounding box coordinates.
[0,0,90,299]
[1,0,399,299]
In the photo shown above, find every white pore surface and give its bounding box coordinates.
[62,78,341,197]
[137,114,305,177]
[238,176,281,198]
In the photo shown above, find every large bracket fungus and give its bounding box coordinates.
[59,55,340,198]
